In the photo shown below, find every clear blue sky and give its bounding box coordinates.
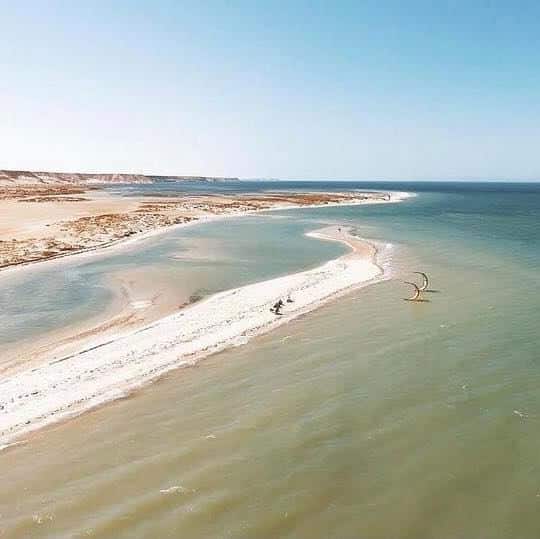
[1,1,539,180]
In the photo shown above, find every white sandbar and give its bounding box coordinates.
[0,225,384,447]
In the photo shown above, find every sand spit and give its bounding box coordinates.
[0,226,384,447]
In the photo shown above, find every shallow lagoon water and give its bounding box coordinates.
[0,214,346,353]
[1,182,539,538]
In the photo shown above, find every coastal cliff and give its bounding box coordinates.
[0,169,239,186]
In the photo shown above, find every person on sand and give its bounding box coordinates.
[286,294,293,303]
[271,299,284,315]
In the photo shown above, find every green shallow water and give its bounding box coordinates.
[1,183,539,538]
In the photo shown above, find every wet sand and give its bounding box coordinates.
[0,265,195,376]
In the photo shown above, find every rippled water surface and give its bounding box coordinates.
[1,181,539,538]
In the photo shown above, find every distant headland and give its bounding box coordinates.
[0,169,239,186]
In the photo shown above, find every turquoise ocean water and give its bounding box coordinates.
[1,181,539,538]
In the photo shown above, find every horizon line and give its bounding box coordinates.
[0,168,538,183]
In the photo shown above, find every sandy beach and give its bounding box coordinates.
[0,225,385,448]
[0,186,397,271]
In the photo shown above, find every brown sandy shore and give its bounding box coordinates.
[0,185,391,271]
